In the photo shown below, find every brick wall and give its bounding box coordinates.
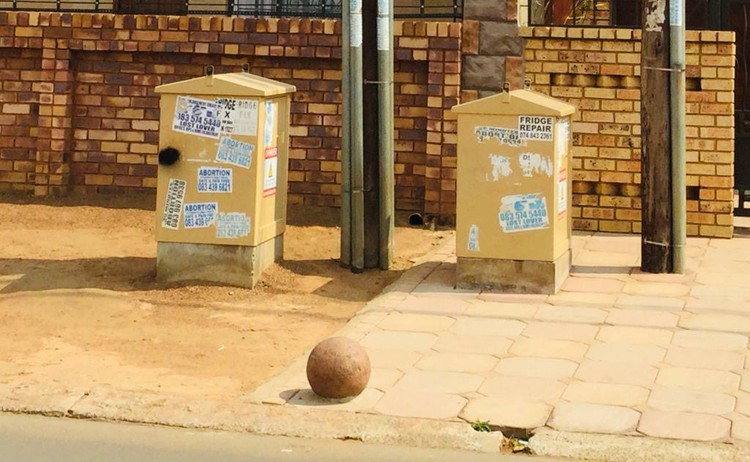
[0,12,461,221]
[522,27,735,238]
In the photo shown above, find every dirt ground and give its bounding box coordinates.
[0,193,450,400]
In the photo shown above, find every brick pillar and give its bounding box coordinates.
[461,0,525,102]
[35,13,72,195]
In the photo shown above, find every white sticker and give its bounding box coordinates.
[161,178,186,230]
[263,100,276,147]
[217,97,259,136]
[217,137,254,169]
[488,154,512,181]
[172,96,222,139]
[350,13,363,47]
[556,118,570,162]
[518,115,554,142]
[645,0,667,31]
[498,193,549,233]
[475,126,524,146]
[216,212,251,238]
[263,147,278,197]
[669,0,683,26]
[197,166,233,193]
[377,17,390,51]
[350,0,362,13]
[377,0,388,12]
[183,202,218,229]
[518,152,553,177]
[468,225,480,252]
[557,170,568,217]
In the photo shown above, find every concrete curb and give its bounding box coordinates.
[529,428,750,462]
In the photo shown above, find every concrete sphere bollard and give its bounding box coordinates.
[306,337,371,399]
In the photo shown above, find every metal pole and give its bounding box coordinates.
[350,0,366,272]
[377,0,394,269]
[670,0,687,273]
[340,0,352,267]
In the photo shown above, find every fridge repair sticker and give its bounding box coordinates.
[263,147,278,197]
[197,166,232,193]
[498,193,549,233]
[217,97,259,136]
[518,116,553,142]
[216,212,251,238]
[216,137,253,169]
[161,178,186,230]
[183,202,218,229]
[172,96,222,139]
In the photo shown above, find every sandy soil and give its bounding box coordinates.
[0,193,449,400]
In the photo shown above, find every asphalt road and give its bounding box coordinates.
[0,413,565,462]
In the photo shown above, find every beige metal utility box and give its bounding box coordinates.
[154,72,295,288]
[452,90,575,294]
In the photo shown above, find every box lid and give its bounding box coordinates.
[155,72,296,97]
[452,89,575,117]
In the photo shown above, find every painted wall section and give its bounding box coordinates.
[521,26,736,238]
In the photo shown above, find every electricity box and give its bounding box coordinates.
[154,70,295,288]
[452,89,576,294]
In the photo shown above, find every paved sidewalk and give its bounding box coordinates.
[250,232,750,446]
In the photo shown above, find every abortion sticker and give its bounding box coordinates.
[161,178,186,230]
[216,137,253,169]
[518,115,554,142]
[197,166,232,193]
[217,97,259,136]
[498,193,550,233]
[475,126,524,146]
[172,96,222,139]
[216,212,251,239]
[183,202,218,229]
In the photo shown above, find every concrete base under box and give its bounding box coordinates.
[456,250,571,294]
[156,235,283,288]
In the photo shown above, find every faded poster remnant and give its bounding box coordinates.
[162,178,187,230]
[489,154,512,181]
[216,137,253,169]
[216,212,251,238]
[498,193,549,233]
[474,126,524,146]
[217,97,259,136]
[518,152,553,177]
[468,225,480,251]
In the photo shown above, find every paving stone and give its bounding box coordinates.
[522,322,599,342]
[478,376,566,402]
[367,368,403,390]
[664,347,745,370]
[735,391,750,416]
[415,353,498,373]
[365,349,421,370]
[679,313,750,333]
[573,250,639,267]
[377,313,455,333]
[628,268,696,284]
[464,301,539,319]
[478,293,549,304]
[495,357,579,380]
[671,330,749,351]
[395,295,470,316]
[623,282,691,297]
[614,295,685,311]
[605,309,679,328]
[288,388,384,412]
[730,416,750,442]
[548,403,640,434]
[561,276,626,293]
[699,259,750,274]
[449,318,526,337]
[597,326,673,346]
[684,297,750,314]
[393,370,484,394]
[562,382,649,407]
[360,332,437,351]
[460,397,551,429]
[696,272,750,288]
[739,373,750,393]
[638,411,730,441]
[534,306,608,324]
[431,334,513,356]
[509,338,588,360]
[373,389,467,420]
[691,285,750,298]
[585,234,641,253]
[546,292,618,308]
[575,360,658,387]
[656,367,740,393]
[647,387,736,415]
[585,343,666,365]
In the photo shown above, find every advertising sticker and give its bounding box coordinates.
[197,166,233,193]
[183,202,218,229]
[161,178,186,230]
[172,96,222,139]
[498,193,550,233]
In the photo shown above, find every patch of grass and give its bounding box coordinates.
[470,419,492,432]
